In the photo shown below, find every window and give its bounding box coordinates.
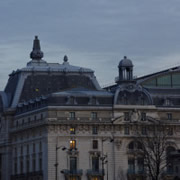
[165,99,171,106]
[20,157,23,174]
[124,126,129,135]
[40,114,43,120]
[14,158,17,174]
[141,127,147,135]
[69,112,75,120]
[141,112,146,121]
[128,158,135,174]
[92,140,98,149]
[91,112,97,120]
[39,155,42,171]
[128,142,134,150]
[167,127,173,136]
[39,142,42,152]
[26,157,29,173]
[92,156,99,171]
[33,143,36,153]
[70,127,75,134]
[137,158,144,173]
[32,155,36,172]
[27,145,29,154]
[167,113,172,120]
[124,112,130,121]
[70,157,77,171]
[70,140,76,149]
[34,115,37,121]
[21,146,23,155]
[92,126,98,135]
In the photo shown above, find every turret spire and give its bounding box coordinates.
[30,36,44,60]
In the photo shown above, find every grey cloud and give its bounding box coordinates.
[0,0,180,89]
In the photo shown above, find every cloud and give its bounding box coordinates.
[0,0,180,89]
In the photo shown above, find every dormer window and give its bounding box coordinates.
[165,99,171,106]
[167,113,172,120]
[69,112,75,120]
[91,112,97,120]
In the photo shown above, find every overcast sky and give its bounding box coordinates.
[0,0,180,90]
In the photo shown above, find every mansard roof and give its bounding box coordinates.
[4,37,102,108]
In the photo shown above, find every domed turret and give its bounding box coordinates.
[118,56,134,83]
[119,56,133,67]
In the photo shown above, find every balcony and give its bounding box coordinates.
[61,169,83,176]
[11,171,43,180]
[127,169,146,180]
[87,169,104,176]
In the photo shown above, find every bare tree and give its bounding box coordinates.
[134,121,172,180]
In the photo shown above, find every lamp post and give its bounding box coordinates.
[55,144,67,180]
[101,138,113,180]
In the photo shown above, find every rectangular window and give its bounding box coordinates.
[92,126,98,135]
[21,146,23,155]
[92,140,98,149]
[26,157,29,173]
[137,158,144,173]
[39,156,42,171]
[20,157,23,174]
[70,127,76,134]
[27,145,29,154]
[128,159,135,174]
[141,112,146,121]
[167,113,172,120]
[92,156,99,171]
[91,112,97,120]
[33,143,36,153]
[39,142,42,152]
[167,127,173,136]
[124,126,129,135]
[70,157,77,172]
[124,112,130,121]
[141,127,147,135]
[14,158,17,174]
[32,155,36,172]
[70,140,76,149]
[69,112,75,120]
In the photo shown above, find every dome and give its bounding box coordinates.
[119,56,133,67]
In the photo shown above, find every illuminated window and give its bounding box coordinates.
[69,112,75,120]
[91,112,97,120]
[92,140,98,149]
[92,177,99,180]
[70,127,75,134]
[70,140,76,149]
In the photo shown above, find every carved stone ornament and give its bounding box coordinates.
[115,140,122,150]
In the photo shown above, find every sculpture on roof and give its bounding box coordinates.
[30,36,44,60]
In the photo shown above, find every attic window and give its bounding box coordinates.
[165,99,171,106]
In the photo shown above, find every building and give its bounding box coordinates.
[0,36,179,180]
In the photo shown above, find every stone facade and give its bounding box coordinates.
[0,37,179,180]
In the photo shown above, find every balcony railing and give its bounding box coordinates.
[87,169,104,176]
[61,169,83,176]
[127,169,145,175]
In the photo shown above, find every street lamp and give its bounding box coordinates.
[101,138,113,180]
[55,144,67,180]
